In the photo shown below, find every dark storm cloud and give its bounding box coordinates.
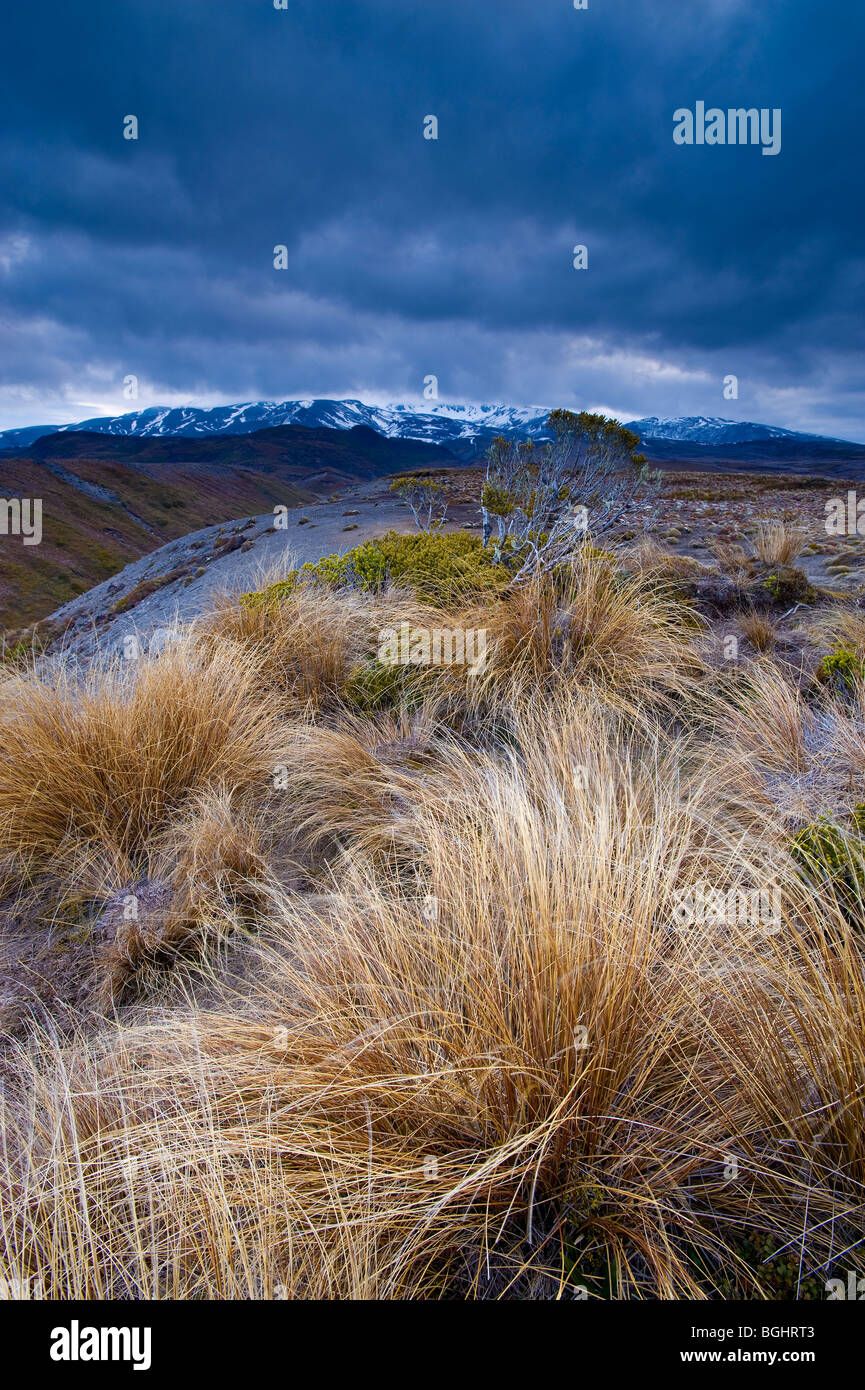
[1,0,863,435]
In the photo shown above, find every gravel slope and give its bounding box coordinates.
[44,480,478,661]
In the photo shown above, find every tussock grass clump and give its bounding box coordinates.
[273,717,429,863]
[720,659,814,773]
[97,790,274,1006]
[752,520,806,568]
[809,606,865,660]
[741,610,777,652]
[200,585,372,712]
[0,640,283,884]
[709,538,751,580]
[2,696,863,1299]
[475,552,703,708]
[1,539,864,1302]
[629,537,712,580]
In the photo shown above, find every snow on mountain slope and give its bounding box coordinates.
[623,416,827,445]
[0,400,848,453]
[0,400,555,457]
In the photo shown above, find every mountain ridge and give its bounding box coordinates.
[1,399,857,459]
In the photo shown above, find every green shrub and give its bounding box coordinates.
[242,530,511,607]
[791,807,865,928]
[342,658,421,712]
[711,1231,828,1300]
[756,566,816,608]
[240,575,298,609]
[817,643,865,693]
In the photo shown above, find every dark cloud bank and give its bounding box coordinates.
[1,0,863,438]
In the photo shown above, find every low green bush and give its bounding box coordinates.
[756,566,817,608]
[242,530,511,607]
[791,806,865,928]
[342,658,421,712]
[817,643,865,693]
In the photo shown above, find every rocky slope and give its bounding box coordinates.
[0,424,456,634]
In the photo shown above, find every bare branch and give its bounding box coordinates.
[479,410,661,581]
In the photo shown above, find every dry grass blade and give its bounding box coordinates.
[1,541,863,1302]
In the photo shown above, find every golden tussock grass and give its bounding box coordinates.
[740,611,777,653]
[199,585,373,713]
[97,789,274,1007]
[0,550,863,1300]
[807,607,865,662]
[752,520,806,568]
[468,556,703,712]
[0,641,284,887]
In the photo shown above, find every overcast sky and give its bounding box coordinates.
[1,0,863,438]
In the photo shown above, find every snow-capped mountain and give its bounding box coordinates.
[0,399,849,456]
[0,400,553,455]
[623,416,827,445]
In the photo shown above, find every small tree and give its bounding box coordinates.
[480,409,661,581]
[389,475,448,532]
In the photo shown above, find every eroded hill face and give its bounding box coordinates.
[0,424,457,635]
[12,474,480,660]
[0,451,317,634]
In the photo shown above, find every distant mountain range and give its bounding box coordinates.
[622,416,865,477]
[0,400,547,460]
[2,400,864,475]
[0,400,851,450]
[16,421,457,484]
[624,415,838,445]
